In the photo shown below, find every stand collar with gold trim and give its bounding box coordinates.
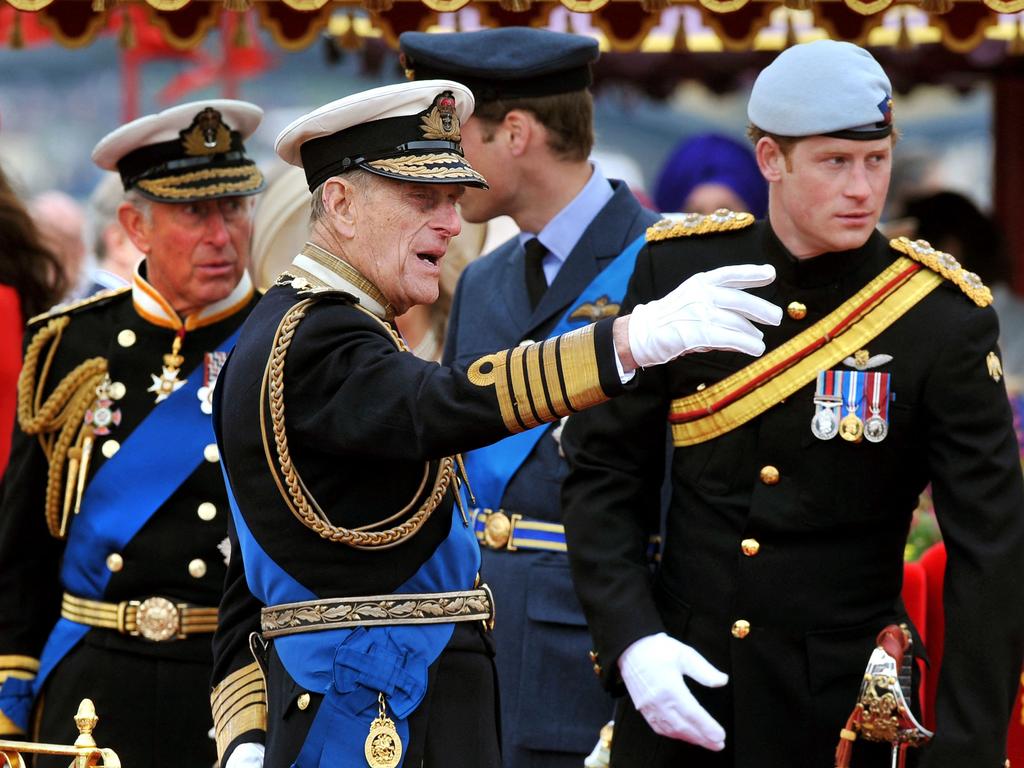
[291,242,395,323]
[132,261,254,331]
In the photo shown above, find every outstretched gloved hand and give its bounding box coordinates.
[224,742,265,768]
[627,264,781,369]
[618,632,729,751]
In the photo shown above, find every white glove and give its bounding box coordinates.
[619,632,728,751]
[224,742,265,768]
[627,264,781,368]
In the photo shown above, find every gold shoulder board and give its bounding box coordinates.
[889,237,992,308]
[27,286,131,327]
[646,209,755,243]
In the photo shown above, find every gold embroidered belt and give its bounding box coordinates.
[260,587,495,639]
[61,592,219,642]
[668,258,943,446]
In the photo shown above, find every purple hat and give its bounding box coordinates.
[653,133,768,218]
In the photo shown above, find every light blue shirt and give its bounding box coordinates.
[518,164,614,286]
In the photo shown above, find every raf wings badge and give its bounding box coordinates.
[569,296,620,323]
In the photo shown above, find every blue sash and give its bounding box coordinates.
[226,471,480,768]
[0,329,240,730]
[464,233,646,509]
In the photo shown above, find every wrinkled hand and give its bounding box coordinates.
[224,742,265,768]
[619,632,729,751]
[627,264,781,368]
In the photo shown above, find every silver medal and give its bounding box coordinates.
[864,414,888,443]
[811,403,839,440]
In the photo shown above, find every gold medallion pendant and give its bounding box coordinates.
[365,693,402,768]
[839,413,864,443]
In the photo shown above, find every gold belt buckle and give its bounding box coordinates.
[129,597,183,642]
[482,510,522,551]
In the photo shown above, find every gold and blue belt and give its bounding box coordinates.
[470,508,661,559]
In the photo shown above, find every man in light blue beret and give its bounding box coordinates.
[563,38,1024,768]
[399,26,660,768]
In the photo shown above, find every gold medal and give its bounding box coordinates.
[364,692,402,768]
[839,413,864,443]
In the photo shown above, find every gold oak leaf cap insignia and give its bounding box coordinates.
[91,99,265,204]
[274,80,487,192]
[181,108,233,156]
[420,91,461,141]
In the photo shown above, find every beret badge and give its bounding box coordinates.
[877,96,894,126]
[181,107,233,156]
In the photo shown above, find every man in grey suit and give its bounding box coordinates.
[399,27,660,768]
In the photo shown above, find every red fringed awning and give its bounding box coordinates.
[1,0,1024,53]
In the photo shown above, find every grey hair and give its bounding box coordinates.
[122,188,154,224]
[309,169,381,227]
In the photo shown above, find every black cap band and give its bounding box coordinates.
[300,113,465,190]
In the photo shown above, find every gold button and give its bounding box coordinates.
[731,620,751,639]
[197,502,217,522]
[203,443,220,463]
[588,650,599,664]
[786,301,807,320]
[188,558,207,578]
[759,465,780,485]
[108,381,126,400]
[117,329,136,347]
[741,538,760,557]
[592,663,603,677]
[101,439,121,459]
[483,512,512,549]
[106,553,123,572]
[296,693,310,711]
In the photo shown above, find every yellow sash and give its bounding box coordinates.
[669,257,943,447]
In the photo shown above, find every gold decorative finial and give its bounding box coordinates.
[74,699,98,749]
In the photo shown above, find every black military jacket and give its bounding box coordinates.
[0,278,257,723]
[562,220,1024,768]
[211,253,624,759]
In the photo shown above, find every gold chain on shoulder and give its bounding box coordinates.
[17,317,108,538]
[259,298,454,549]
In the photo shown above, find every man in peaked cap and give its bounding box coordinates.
[398,28,660,768]
[0,100,264,767]
[208,79,782,768]
[562,39,1024,768]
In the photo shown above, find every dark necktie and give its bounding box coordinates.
[523,238,548,310]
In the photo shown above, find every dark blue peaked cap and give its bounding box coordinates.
[399,28,599,102]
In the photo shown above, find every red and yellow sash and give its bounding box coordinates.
[668,256,943,446]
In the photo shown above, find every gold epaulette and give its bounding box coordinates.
[211,662,267,761]
[18,317,108,539]
[645,209,755,243]
[889,237,992,308]
[27,286,130,327]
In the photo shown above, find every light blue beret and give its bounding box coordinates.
[747,40,893,140]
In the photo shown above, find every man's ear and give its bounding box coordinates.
[117,202,152,255]
[503,110,535,159]
[320,176,359,238]
[756,136,785,183]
